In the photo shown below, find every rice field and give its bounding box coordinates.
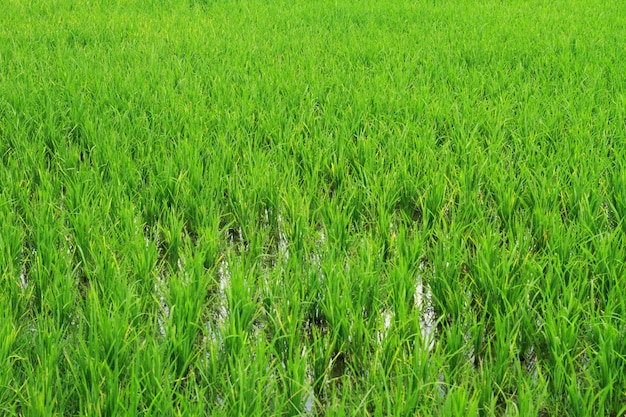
[2,0,626,415]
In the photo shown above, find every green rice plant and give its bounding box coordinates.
[127,227,160,304]
[420,174,452,229]
[319,194,356,256]
[164,249,211,380]
[584,231,626,312]
[537,289,587,413]
[438,383,480,417]
[427,227,470,329]
[388,228,422,340]
[221,254,261,359]
[0,201,23,278]
[265,297,312,414]
[25,208,76,327]
[441,320,470,384]
[159,208,187,269]
[309,324,339,407]
[0,207,29,322]
[131,334,188,415]
[608,164,626,233]
[220,338,274,416]
[486,313,520,402]
[485,165,524,233]
[511,364,549,417]
[587,315,626,416]
[21,316,67,417]
[281,187,313,259]
[317,260,352,373]
[0,310,20,414]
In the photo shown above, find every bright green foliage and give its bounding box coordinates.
[2,0,626,415]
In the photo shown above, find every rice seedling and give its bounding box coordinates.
[2,0,626,415]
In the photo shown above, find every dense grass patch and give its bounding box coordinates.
[2,0,626,415]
